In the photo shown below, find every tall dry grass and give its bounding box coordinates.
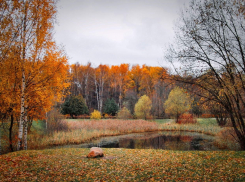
[28,119,159,149]
[67,119,159,133]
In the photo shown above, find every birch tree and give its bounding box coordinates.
[94,65,109,113]
[7,0,64,151]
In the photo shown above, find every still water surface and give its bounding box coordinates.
[54,131,220,151]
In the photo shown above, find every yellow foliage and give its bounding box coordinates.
[104,114,110,119]
[90,110,102,119]
[164,87,192,120]
[134,95,152,119]
[117,107,132,119]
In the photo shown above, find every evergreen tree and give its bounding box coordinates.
[61,95,89,118]
[103,98,119,116]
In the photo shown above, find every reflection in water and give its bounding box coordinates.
[84,131,219,151]
[51,131,220,151]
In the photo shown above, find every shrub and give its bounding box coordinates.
[214,128,240,150]
[176,113,197,124]
[47,108,68,133]
[117,107,132,119]
[90,110,102,119]
[200,114,215,118]
[104,113,110,119]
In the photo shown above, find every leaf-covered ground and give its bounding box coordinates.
[0,148,245,181]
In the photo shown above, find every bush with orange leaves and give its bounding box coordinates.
[176,113,197,124]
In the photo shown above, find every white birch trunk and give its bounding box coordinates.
[95,79,99,111]
[17,71,26,151]
[23,113,28,150]
[119,84,122,109]
[84,72,89,105]
[98,76,104,113]
[99,85,102,113]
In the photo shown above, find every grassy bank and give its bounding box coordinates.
[44,118,223,146]
[0,148,244,181]
[1,118,238,152]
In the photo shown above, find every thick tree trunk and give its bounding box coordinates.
[229,111,245,150]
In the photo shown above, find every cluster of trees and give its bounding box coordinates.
[64,64,198,121]
[67,63,175,118]
[0,0,69,152]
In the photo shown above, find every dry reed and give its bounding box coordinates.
[28,119,159,149]
[67,119,159,133]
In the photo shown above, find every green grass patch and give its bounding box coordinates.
[197,118,218,126]
[31,120,46,134]
[154,119,174,124]
[0,148,244,181]
[155,118,218,126]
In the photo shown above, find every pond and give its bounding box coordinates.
[52,131,220,151]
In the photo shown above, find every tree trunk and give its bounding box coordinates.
[9,114,14,152]
[0,124,2,155]
[216,117,227,127]
[23,112,28,150]
[45,112,48,131]
[27,117,33,133]
[95,80,99,111]
[17,71,26,151]
[229,111,245,150]
[176,111,179,123]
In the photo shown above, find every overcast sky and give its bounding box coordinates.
[54,0,190,68]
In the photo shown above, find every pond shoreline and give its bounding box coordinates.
[48,128,221,151]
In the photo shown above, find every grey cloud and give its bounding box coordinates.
[54,0,190,67]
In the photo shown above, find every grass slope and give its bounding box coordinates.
[1,148,245,181]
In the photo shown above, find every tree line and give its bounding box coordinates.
[67,63,175,118]
[65,64,201,120]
